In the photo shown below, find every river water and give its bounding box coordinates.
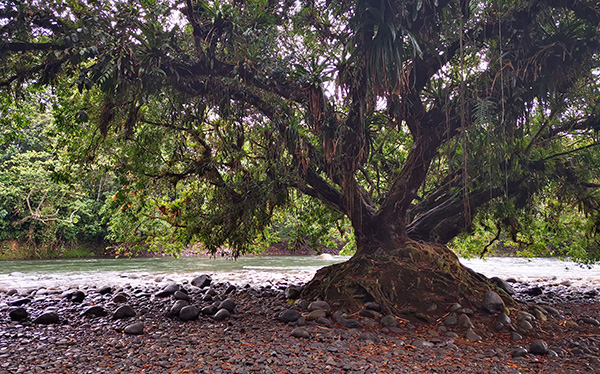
[0,255,599,291]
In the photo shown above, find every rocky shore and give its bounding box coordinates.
[1,274,599,373]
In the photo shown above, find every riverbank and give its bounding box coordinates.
[1,273,599,373]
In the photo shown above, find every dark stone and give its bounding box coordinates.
[308,301,331,313]
[213,308,230,321]
[295,299,310,309]
[81,306,108,318]
[225,284,237,295]
[316,317,332,327]
[112,305,136,320]
[359,333,381,343]
[201,305,218,316]
[9,307,28,321]
[277,309,301,323]
[64,290,86,303]
[465,328,482,341]
[381,315,399,328]
[490,277,515,295]
[72,291,86,302]
[284,286,301,300]
[342,318,362,329]
[412,339,434,347]
[443,314,458,327]
[458,314,474,329]
[525,286,543,296]
[124,322,144,335]
[173,290,190,301]
[33,311,59,324]
[112,293,128,303]
[179,305,200,322]
[98,286,112,295]
[307,310,327,321]
[530,340,549,355]
[449,303,462,312]
[512,347,528,357]
[482,291,505,314]
[191,274,212,288]
[359,309,376,318]
[155,283,179,298]
[8,298,31,307]
[364,302,382,312]
[170,300,189,316]
[291,327,310,338]
[218,298,236,313]
[580,317,600,326]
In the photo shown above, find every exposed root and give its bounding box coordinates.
[302,241,508,321]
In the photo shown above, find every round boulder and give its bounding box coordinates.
[284,286,302,300]
[173,290,190,301]
[170,300,189,316]
[530,340,549,355]
[218,298,236,313]
[155,283,180,298]
[381,315,399,328]
[124,322,144,335]
[291,327,310,339]
[81,306,108,318]
[308,301,331,313]
[277,309,301,323]
[191,274,212,288]
[481,291,505,314]
[201,305,218,316]
[213,308,230,321]
[112,293,128,303]
[9,307,28,321]
[33,311,60,325]
[179,305,200,322]
[112,305,136,320]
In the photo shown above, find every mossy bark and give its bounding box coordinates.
[302,240,507,321]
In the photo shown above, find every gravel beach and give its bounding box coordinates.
[1,275,599,373]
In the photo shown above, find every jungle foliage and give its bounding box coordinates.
[0,89,113,258]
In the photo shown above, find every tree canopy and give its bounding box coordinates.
[2,0,600,266]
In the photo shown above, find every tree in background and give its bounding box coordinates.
[0,90,111,257]
[2,0,600,316]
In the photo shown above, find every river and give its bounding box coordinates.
[0,256,599,291]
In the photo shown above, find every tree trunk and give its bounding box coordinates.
[302,236,504,321]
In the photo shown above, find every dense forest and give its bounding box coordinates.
[1,0,600,312]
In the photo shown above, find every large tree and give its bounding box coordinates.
[2,0,600,316]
